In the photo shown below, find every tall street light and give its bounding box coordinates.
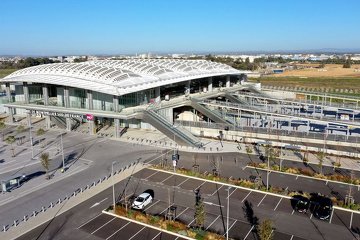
[29,125,34,159]
[112,161,120,212]
[60,132,65,172]
[226,187,232,240]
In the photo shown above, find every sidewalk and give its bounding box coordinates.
[117,128,360,172]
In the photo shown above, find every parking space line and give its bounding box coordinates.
[291,210,295,215]
[274,198,283,211]
[242,191,252,203]
[106,222,130,240]
[290,235,294,240]
[350,212,354,228]
[187,218,196,227]
[144,199,161,212]
[151,232,162,240]
[145,171,160,180]
[226,188,237,199]
[257,194,267,207]
[77,213,102,229]
[329,208,334,223]
[176,207,189,219]
[244,225,255,239]
[128,226,146,240]
[197,181,206,190]
[227,220,237,232]
[310,214,313,219]
[206,215,220,230]
[91,217,115,234]
[211,185,223,196]
[177,178,189,187]
[161,174,174,183]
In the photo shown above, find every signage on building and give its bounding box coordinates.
[30,110,83,118]
[86,114,94,121]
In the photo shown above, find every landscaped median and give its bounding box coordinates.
[103,205,225,240]
[151,165,360,213]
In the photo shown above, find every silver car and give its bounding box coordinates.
[131,193,153,210]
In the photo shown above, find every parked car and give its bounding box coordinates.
[313,196,333,220]
[131,192,153,210]
[292,195,310,213]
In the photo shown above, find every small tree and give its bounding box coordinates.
[40,152,51,179]
[343,57,351,68]
[36,128,46,136]
[0,121,6,141]
[316,151,326,175]
[258,219,274,240]
[194,199,205,229]
[5,135,16,157]
[16,125,25,134]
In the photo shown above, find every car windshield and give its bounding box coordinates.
[136,197,144,202]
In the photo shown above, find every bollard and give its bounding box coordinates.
[14,220,17,227]
[33,211,36,217]
[50,202,53,208]
[80,188,83,193]
[3,225,6,232]
[93,181,96,186]
[24,215,27,222]
[42,207,45,212]
[58,198,61,204]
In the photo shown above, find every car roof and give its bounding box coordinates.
[138,193,151,198]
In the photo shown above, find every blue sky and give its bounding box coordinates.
[1,0,359,55]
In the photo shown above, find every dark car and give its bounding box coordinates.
[313,196,333,220]
[292,195,310,213]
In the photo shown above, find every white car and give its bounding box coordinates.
[131,193,153,210]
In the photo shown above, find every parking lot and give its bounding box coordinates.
[78,213,188,240]
[120,168,360,240]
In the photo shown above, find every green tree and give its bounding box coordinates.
[36,128,46,147]
[343,57,352,68]
[194,200,205,229]
[5,135,16,157]
[258,219,274,240]
[16,125,25,134]
[316,151,326,175]
[40,152,51,179]
[0,121,6,140]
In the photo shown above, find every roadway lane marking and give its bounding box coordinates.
[176,207,189,220]
[274,198,283,211]
[177,178,189,187]
[329,208,334,223]
[242,191,252,203]
[243,225,255,239]
[106,221,131,240]
[90,198,108,209]
[226,188,237,199]
[128,226,146,240]
[257,194,267,207]
[91,217,116,234]
[77,213,102,229]
[143,199,161,212]
[211,185,223,196]
[161,174,174,183]
[144,171,160,180]
[206,215,220,230]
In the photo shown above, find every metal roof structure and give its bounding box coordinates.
[2,59,249,96]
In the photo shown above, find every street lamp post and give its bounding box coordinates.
[226,187,231,240]
[112,161,118,212]
[60,133,65,172]
[29,126,34,159]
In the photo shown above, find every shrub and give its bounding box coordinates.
[285,167,300,174]
[299,168,314,177]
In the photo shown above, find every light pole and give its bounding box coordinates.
[60,133,65,172]
[226,187,231,240]
[29,126,34,159]
[112,161,119,212]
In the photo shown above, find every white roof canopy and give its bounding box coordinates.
[2,59,249,96]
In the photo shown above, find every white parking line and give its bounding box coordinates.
[177,178,189,187]
[290,235,294,240]
[227,220,237,232]
[274,198,283,211]
[211,185,223,196]
[143,199,161,212]
[329,208,334,223]
[106,222,130,240]
[144,171,159,180]
[187,218,196,227]
[242,191,252,203]
[226,188,237,199]
[257,194,267,207]
[128,226,146,240]
[243,225,255,239]
[78,213,102,229]
[310,214,313,219]
[160,205,171,215]
[151,232,162,240]
[91,217,115,234]
[350,212,354,228]
[291,210,295,215]
[175,207,189,220]
[161,174,174,183]
[206,215,220,230]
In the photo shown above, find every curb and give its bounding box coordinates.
[102,210,195,240]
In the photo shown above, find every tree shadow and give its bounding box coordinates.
[242,200,259,239]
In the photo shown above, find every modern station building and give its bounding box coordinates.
[0,59,250,145]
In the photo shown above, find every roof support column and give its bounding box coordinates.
[66,117,71,131]
[42,84,49,106]
[186,80,191,92]
[88,120,95,135]
[155,87,161,102]
[8,107,14,123]
[113,95,119,112]
[226,75,231,88]
[64,87,70,108]
[27,112,32,127]
[5,83,12,103]
[114,118,120,138]
[23,82,29,104]
[208,77,213,92]
[45,116,51,129]
[87,90,93,110]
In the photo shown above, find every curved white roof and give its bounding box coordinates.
[2,59,248,96]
